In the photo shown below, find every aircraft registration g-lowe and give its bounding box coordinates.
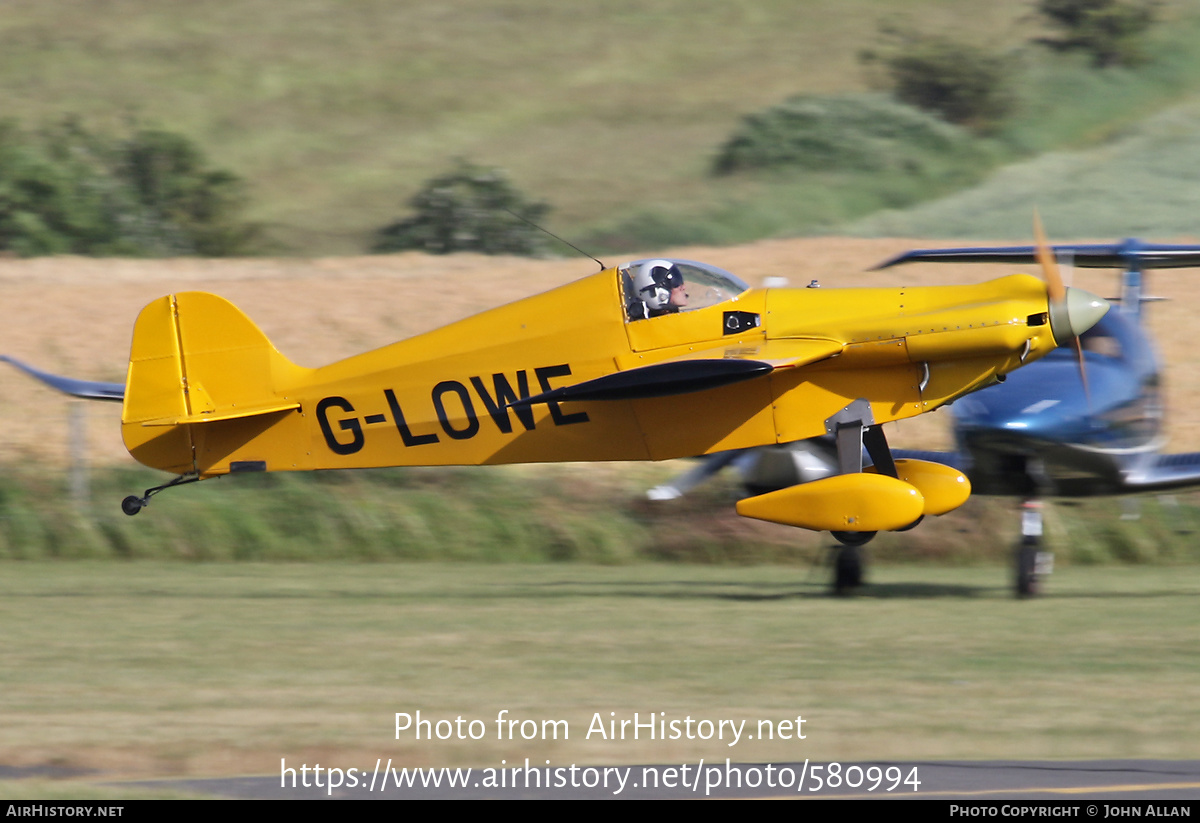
[4,244,1109,547]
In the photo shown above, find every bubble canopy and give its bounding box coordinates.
[619,258,751,319]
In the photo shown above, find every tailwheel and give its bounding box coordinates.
[119,473,203,516]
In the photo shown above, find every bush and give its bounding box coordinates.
[1036,0,1158,67]
[713,93,990,176]
[0,119,259,257]
[114,128,260,256]
[863,35,1015,133]
[372,160,552,256]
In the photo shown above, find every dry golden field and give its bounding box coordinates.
[2,238,1198,469]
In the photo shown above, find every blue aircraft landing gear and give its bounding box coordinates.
[121,473,202,515]
[1015,499,1044,597]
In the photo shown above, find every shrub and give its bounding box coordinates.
[372,160,552,256]
[0,120,117,256]
[0,119,258,257]
[713,93,989,176]
[864,35,1015,133]
[114,128,260,256]
[1036,0,1158,68]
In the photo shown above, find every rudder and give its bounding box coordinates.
[122,292,305,474]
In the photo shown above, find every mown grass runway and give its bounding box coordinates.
[1,561,1198,790]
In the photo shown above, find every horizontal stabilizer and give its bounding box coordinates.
[1,355,124,401]
[140,400,300,427]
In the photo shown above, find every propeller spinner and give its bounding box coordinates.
[1033,211,1109,403]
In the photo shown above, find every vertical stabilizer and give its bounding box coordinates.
[121,292,306,475]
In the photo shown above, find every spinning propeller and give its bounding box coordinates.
[1032,211,1106,405]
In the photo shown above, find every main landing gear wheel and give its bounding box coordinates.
[121,495,143,516]
[833,543,865,595]
[830,531,873,595]
[831,530,876,547]
[823,408,886,596]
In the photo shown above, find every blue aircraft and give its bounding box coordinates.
[649,239,1200,595]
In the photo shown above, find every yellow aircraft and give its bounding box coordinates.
[101,238,1108,544]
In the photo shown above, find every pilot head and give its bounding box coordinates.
[633,260,686,313]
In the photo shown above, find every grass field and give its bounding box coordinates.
[10,0,983,251]
[853,97,1200,239]
[0,561,1198,791]
[4,460,1200,568]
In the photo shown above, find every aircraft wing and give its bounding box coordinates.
[889,449,971,472]
[873,242,1200,271]
[515,337,842,406]
[646,448,759,500]
[893,447,1200,494]
[1121,452,1200,491]
[648,442,972,503]
[0,355,125,401]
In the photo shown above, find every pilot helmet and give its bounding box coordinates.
[633,259,684,311]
